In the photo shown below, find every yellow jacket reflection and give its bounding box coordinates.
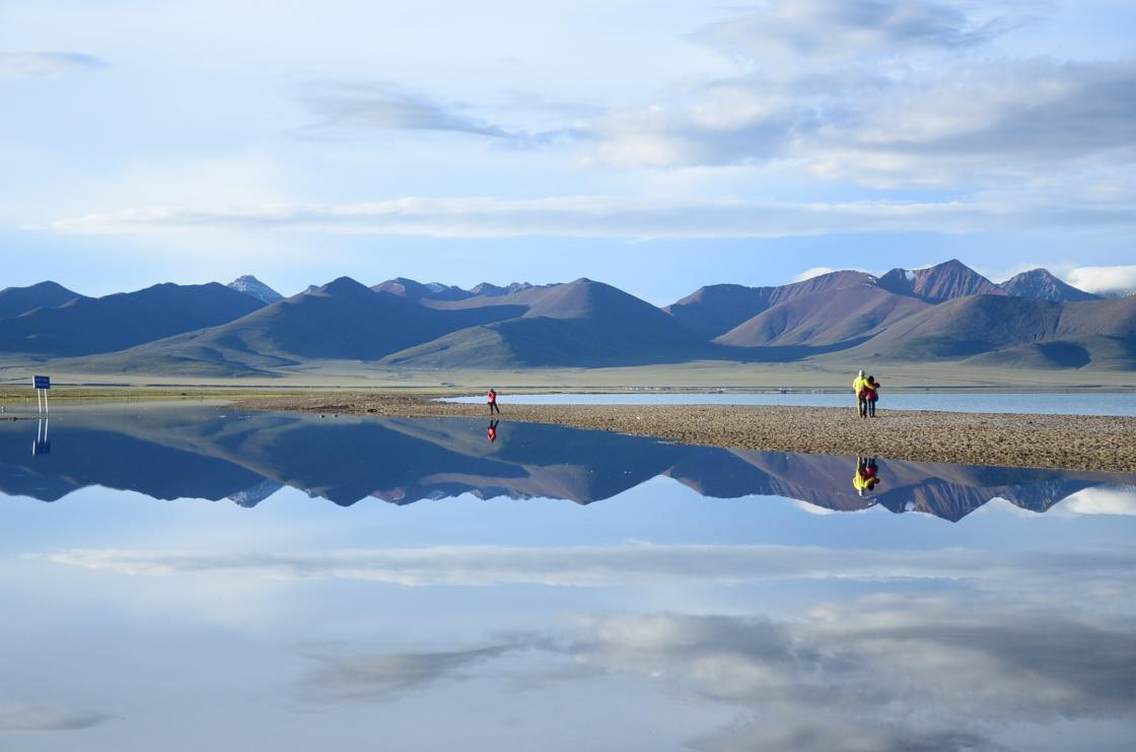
[853,457,881,496]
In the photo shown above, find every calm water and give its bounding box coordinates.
[443,391,1136,415]
[2,407,1134,751]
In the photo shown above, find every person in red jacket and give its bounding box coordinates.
[487,419,499,443]
[865,376,880,417]
[487,388,501,415]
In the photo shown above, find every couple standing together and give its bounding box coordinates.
[852,370,881,418]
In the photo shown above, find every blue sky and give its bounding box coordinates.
[2,0,1135,303]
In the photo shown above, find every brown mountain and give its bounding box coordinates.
[715,285,930,348]
[384,278,707,368]
[999,268,1099,302]
[847,294,1136,367]
[877,259,1006,303]
[664,270,875,339]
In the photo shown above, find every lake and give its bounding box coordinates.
[442,391,1136,415]
[2,406,1134,751]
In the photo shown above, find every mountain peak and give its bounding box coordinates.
[227,275,283,304]
[0,281,84,321]
[316,276,372,296]
[999,268,1099,303]
[878,260,1005,303]
[372,277,472,301]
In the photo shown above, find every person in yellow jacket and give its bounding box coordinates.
[852,369,869,418]
[853,456,881,497]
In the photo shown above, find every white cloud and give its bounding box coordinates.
[0,703,111,732]
[46,193,1136,239]
[570,603,1136,751]
[790,266,871,283]
[0,52,104,77]
[588,56,1136,186]
[1064,265,1136,296]
[690,0,1013,63]
[1055,486,1136,516]
[297,643,532,703]
[289,596,1136,750]
[33,543,1136,589]
[295,80,580,147]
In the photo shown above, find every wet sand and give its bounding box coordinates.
[238,393,1136,473]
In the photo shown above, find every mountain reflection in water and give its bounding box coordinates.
[2,408,1131,521]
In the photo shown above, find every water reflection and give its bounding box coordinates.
[3,408,1135,750]
[2,409,1132,521]
[292,598,1136,752]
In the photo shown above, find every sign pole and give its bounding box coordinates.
[32,376,51,415]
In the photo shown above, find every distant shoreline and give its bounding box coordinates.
[1,382,1134,406]
[237,393,1136,474]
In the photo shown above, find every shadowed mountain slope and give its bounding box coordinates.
[846,295,1136,364]
[0,282,264,357]
[715,285,930,348]
[383,278,707,368]
[72,277,526,374]
[0,281,84,321]
[665,270,875,339]
[1000,269,1099,303]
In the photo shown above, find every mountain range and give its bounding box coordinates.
[0,262,1132,374]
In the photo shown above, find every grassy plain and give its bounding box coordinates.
[1,358,1133,402]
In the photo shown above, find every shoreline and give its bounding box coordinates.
[237,393,1136,474]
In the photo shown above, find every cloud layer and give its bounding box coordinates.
[1065,265,1136,296]
[291,594,1136,751]
[35,543,1136,590]
[48,193,1136,239]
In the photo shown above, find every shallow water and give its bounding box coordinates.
[2,407,1134,751]
[442,390,1136,415]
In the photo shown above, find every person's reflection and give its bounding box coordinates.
[487,419,499,444]
[853,456,880,497]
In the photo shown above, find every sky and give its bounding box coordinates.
[2,0,1135,304]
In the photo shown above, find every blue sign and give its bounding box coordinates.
[33,375,50,390]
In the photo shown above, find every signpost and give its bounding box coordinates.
[32,417,50,456]
[33,375,50,415]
